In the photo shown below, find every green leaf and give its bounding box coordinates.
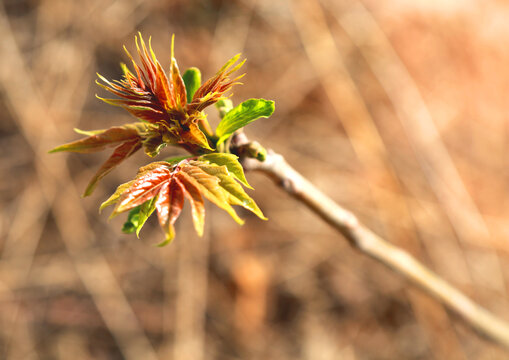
[164,155,193,165]
[122,206,141,233]
[199,153,252,189]
[183,67,201,103]
[193,161,266,220]
[180,122,213,150]
[49,123,145,154]
[216,99,274,145]
[121,198,156,236]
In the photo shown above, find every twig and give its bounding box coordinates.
[241,148,509,349]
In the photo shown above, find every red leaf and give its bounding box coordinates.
[175,174,205,236]
[114,164,171,214]
[169,35,187,109]
[155,178,185,244]
[84,139,142,196]
[49,125,141,154]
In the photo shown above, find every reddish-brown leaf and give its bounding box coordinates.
[169,35,187,109]
[155,178,185,244]
[179,122,212,150]
[114,164,171,214]
[84,139,142,197]
[49,125,142,154]
[175,174,205,236]
[188,54,245,113]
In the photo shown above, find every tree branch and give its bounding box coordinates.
[242,147,509,349]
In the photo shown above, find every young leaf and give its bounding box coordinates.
[137,197,157,236]
[121,197,156,236]
[164,155,194,165]
[122,206,141,233]
[179,164,244,225]
[180,122,213,150]
[99,180,135,212]
[155,179,185,246]
[187,54,245,113]
[183,67,201,104]
[73,128,105,136]
[113,165,171,215]
[49,124,143,154]
[175,175,205,236]
[84,139,141,197]
[100,161,170,212]
[193,162,266,220]
[216,99,274,145]
[199,153,252,189]
[169,35,187,108]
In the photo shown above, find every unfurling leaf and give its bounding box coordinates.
[84,139,142,197]
[49,124,146,154]
[50,34,271,246]
[93,34,243,153]
[100,181,135,212]
[178,164,244,225]
[180,122,213,150]
[190,160,266,220]
[187,54,245,113]
[121,198,157,236]
[164,155,193,165]
[199,153,252,188]
[183,67,201,103]
[155,179,185,246]
[216,99,275,145]
[122,206,141,234]
[136,197,157,236]
[49,123,157,196]
[101,158,265,244]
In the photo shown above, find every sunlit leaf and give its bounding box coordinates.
[84,139,142,197]
[183,67,201,103]
[73,128,105,136]
[199,153,252,188]
[49,124,144,154]
[180,122,213,150]
[169,35,187,109]
[164,155,193,165]
[188,54,245,113]
[216,99,274,145]
[136,197,157,236]
[122,206,141,233]
[113,165,171,215]
[176,175,205,236]
[193,161,266,220]
[123,197,157,236]
[155,179,185,246]
[99,180,135,212]
[179,163,244,225]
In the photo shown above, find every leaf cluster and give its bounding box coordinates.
[50,34,275,244]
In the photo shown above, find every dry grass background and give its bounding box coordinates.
[1,0,509,359]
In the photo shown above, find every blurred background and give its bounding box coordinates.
[1,0,509,359]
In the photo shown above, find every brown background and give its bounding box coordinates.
[1,0,509,359]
